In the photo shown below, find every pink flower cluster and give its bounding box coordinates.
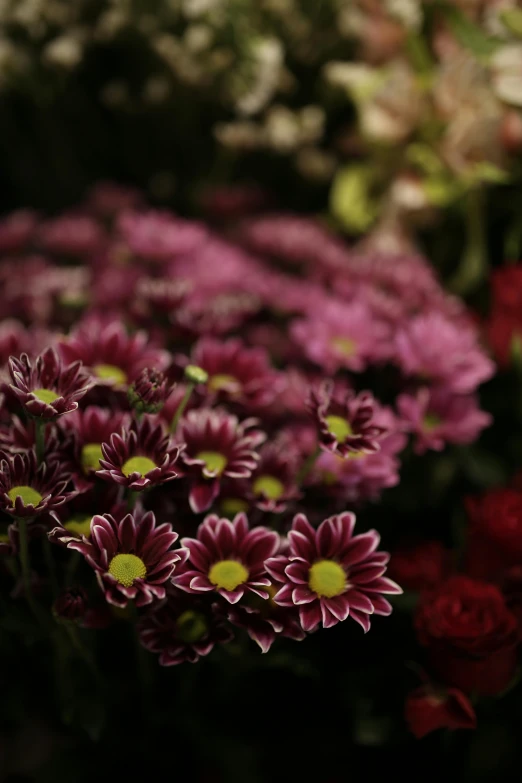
[0,184,494,665]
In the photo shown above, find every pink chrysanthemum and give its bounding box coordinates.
[59,318,170,388]
[310,381,388,458]
[0,210,38,254]
[188,337,279,409]
[265,512,402,632]
[116,210,207,261]
[394,311,495,393]
[56,511,187,608]
[59,406,130,481]
[0,450,75,517]
[8,347,92,419]
[98,415,181,491]
[397,388,492,453]
[291,299,391,373]
[247,441,302,513]
[178,408,265,513]
[37,215,106,257]
[174,512,279,604]
[138,588,233,665]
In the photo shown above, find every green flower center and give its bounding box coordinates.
[81,443,104,473]
[252,475,285,500]
[331,336,356,357]
[7,485,43,507]
[423,413,441,431]
[209,374,241,393]
[32,388,60,404]
[64,515,93,537]
[325,415,353,443]
[121,456,157,477]
[176,610,208,644]
[108,553,147,587]
[93,363,127,385]
[196,451,228,476]
[208,559,249,592]
[308,559,347,598]
[221,498,249,516]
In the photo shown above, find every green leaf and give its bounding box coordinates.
[500,8,522,38]
[329,164,379,233]
[439,2,501,59]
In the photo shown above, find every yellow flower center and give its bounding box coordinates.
[253,475,285,500]
[208,559,249,592]
[423,413,441,431]
[121,456,157,477]
[208,374,241,393]
[220,498,249,516]
[331,336,356,357]
[176,610,208,643]
[0,532,9,543]
[196,451,228,476]
[32,388,60,404]
[93,363,127,385]
[7,485,43,507]
[108,553,147,587]
[308,559,347,598]
[325,415,353,443]
[81,443,104,473]
[64,515,93,537]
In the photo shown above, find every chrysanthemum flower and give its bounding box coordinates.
[59,318,170,389]
[138,588,233,665]
[397,388,492,453]
[59,406,130,480]
[174,512,279,604]
[116,210,207,261]
[0,209,37,254]
[188,337,279,409]
[310,381,388,458]
[265,513,402,632]
[8,347,92,419]
[395,311,495,394]
[58,511,187,608]
[127,368,171,414]
[227,583,305,653]
[178,409,265,513]
[0,450,74,517]
[248,441,302,513]
[98,415,181,491]
[291,299,391,373]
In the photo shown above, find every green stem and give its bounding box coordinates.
[127,489,140,511]
[449,187,488,295]
[296,446,321,486]
[35,419,45,464]
[65,624,102,688]
[170,382,195,433]
[18,517,37,614]
[43,535,59,599]
[130,605,154,706]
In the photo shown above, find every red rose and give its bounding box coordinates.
[465,489,522,579]
[486,309,522,369]
[415,576,519,695]
[405,684,476,739]
[490,266,522,312]
[389,541,450,592]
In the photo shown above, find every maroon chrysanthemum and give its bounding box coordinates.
[138,588,233,666]
[178,408,265,513]
[55,511,187,608]
[127,368,171,413]
[98,415,181,491]
[309,381,388,458]
[59,406,130,484]
[59,318,170,389]
[0,450,75,517]
[188,337,279,409]
[8,347,92,419]
[265,513,402,632]
[247,441,302,513]
[174,512,279,604]
[226,583,305,653]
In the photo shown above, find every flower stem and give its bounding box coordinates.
[17,517,40,618]
[296,446,321,486]
[170,382,195,433]
[65,624,102,688]
[43,535,59,599]
[35,419,45,464]
[449,187,487,295]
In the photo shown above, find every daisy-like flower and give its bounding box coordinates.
[56,511,187,608]
[290,299,391,373]
[37,214,106,257]
[0,450,74,518]
[188,337,279,409]
[138,588,233,665]
[178,408,265,513]
[8,347,92,419]
[59,406,130,480]
[394,311,495,394]
[248,441,302,513]
[174,512,279,604]
[98,415,181,491]
[309,381,388,458]
[397,388,492,454]
[265,512,402,632]
[116,210,207,261]
[227,583,305,653]
[59,318,170,389]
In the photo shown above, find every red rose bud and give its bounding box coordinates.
[415,576,519,696]
[128,367,171,413]
[53,587,87,623]
[405,685,476,739]
[389,541,451,592]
